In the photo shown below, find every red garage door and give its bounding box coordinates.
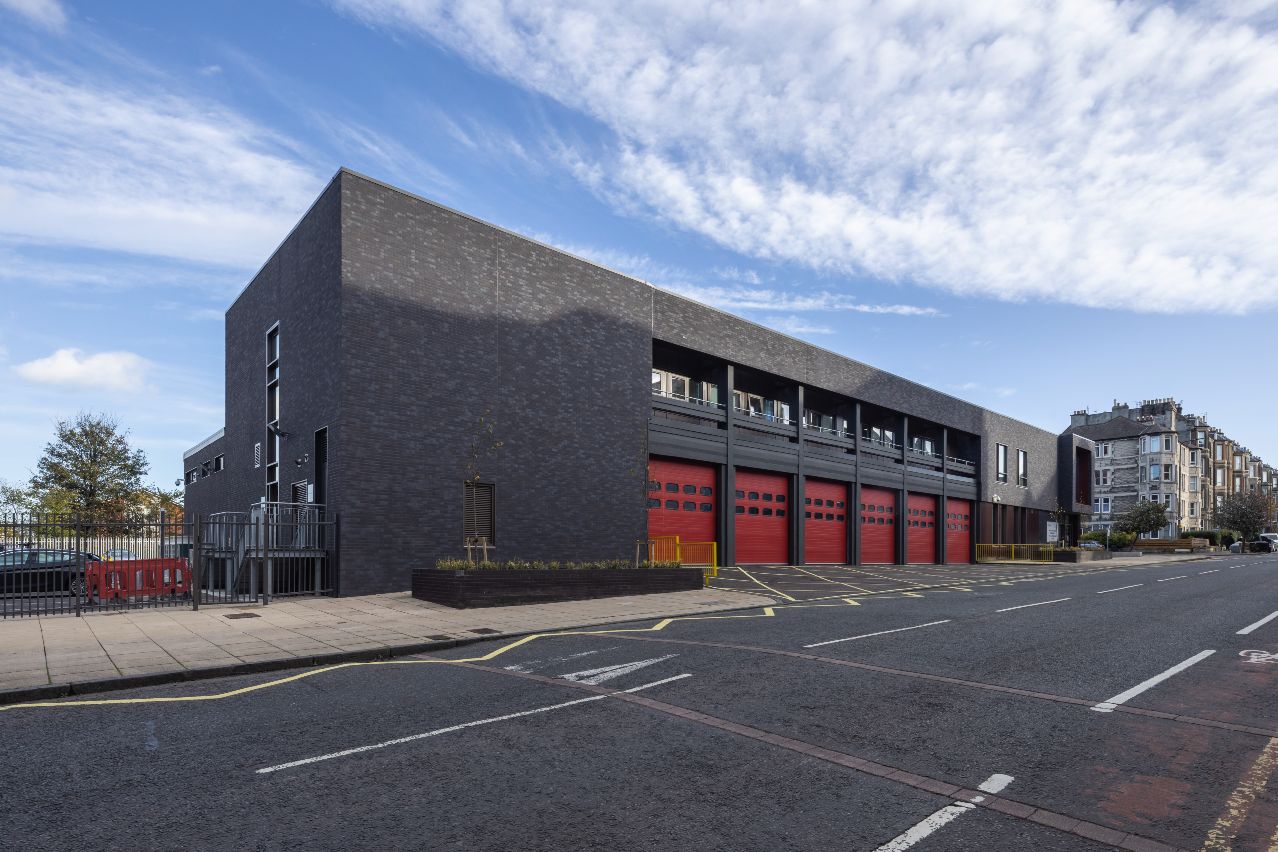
[859,486,897,564]
[647,458,717,545]
[945,498,972,564]
[804,478,848,564]
[735,469,790,564]
[906,493,938,564]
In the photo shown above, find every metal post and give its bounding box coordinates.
[74,514,82,617]
[332,515,341,598]
[191,514,201,611]
[262,512,271,606]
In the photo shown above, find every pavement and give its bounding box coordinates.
[3,551,1275,850]
[0,553,1211,703]
[0,587,769,702]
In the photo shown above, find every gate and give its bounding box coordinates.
[194,504,336,606]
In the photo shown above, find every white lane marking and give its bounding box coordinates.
[255,673,692,774]
[994,597,1070,613]
[1237,611,1278,636]
[803,620,950,648]
[1091,650,1215,713]
[502,647,615,674]
[872,773,1014,851]
[1157,575,1187,582]
[559,654,678,685]
[1198,569,1220,575]
[1097,584,1143,594]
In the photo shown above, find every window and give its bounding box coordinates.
[1164,435,1172,452]
[1189,502,1198,518]
[699,486,713,496]
[665,483,679,492]
[1162,465,1172,482]
[996,444,1008,482]
[213,454,224,472]
[1189,450,1197,465]
[1094,469,1110,486]
[463,482,496,543]
[666,500,679,510]
[699,503,712,512]
[1016,449,1028,487]
[1100,442,1111,457]
[1190,476,1199,491]
[647,498,660,508]
[684,501,696,511]
[1234,455,1243,471]
[1215,469,1225,487]
[1100,497,1111,513]
[1215,444,1224,461]
[1149,464,1160,482]
[683,484,696,494]
[1196,431,1205,447]
[185,469,198,485]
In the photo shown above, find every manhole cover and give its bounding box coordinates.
[224,613,261,620]
[469,628,500,635]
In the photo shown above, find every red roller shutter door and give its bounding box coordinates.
[647,458,717,544]
[735,469,790,564]
[906,493,938,564]
[804,478,848,564]
[945,498,972,564]
[859,486,897,564]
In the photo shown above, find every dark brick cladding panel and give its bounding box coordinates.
[187,168,1070,594]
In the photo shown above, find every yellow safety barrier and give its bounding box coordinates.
[975,543,1057,564]
[646,536,719,579]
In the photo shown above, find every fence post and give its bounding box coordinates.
[191,514,201,612]
[74,514,82,618]
[259,512,269,606]
[332,515,341,598]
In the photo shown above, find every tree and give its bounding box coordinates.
[135,485,185,525]
[1214,492,1275,548]
[28,413,149,517]
[1114,500,1171,537]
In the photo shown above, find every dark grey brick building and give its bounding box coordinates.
[183,169,1092,595]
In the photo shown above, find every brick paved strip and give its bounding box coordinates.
[603,633,1278,740]
[457,661,1188,852]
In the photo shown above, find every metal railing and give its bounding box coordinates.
[946,456,976,469]
[651,389,725,409]
[0,509,337,618]
[734,407,794,426]
[975,543,1057,564]
[645,535,718,579]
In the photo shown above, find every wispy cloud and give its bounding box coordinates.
[335,1,1278,315]
[764,315,833,336]
[663,284,941,317]
[0,64,321,268]
[14,348,152,393]
[0,0,65,31]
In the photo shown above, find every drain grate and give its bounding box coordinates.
[469,628,501,635]
[224,613,261,620]
[427,634,452,641]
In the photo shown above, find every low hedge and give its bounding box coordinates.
[1181,529,1220,545]
[436,558,683,571]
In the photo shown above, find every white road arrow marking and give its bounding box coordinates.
[559,655,678,685]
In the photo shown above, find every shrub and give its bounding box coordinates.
[435,558,684,571]
[1106,531,1136,550]
[1080,531,1107,544]
[1181,529,1219,545]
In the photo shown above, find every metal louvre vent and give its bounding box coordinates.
[254,442,262,468]
[463,481,495,542]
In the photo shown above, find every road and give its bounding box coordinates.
[3,555,1278,850]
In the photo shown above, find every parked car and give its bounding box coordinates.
[104,549,139,561]
[0,549,101,595]
[1229,539,1274,553]
[1079,540,1105,551]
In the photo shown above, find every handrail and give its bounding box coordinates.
[734,407,795,426]
[651,389,726,409]
[860,436,902,451]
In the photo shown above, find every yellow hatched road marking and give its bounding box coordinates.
[736,566,797,601]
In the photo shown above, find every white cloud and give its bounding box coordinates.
[0,65,322,268]
[334,0,1278,315]
[764,315,833,336]
[0,0,65,30]
[14,348,152,392]
[663,284,941,317]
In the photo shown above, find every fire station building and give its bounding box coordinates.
[183,169,1094,595]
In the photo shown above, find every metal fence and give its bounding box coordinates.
[975,543,1057,564]
[0,506,337,619]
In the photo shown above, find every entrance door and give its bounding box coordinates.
[906,493,938,564]
[859,486,897,564]
[945,498,972,564]
[735,469,790,563]
[804,478,848,564]
[647,457,717,545]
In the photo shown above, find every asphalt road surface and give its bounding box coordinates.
[4,555,1278,851]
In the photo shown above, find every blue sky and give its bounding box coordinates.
[1,0,1276,492]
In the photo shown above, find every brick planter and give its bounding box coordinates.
[1051,550,1112,563]
[411,567,705,609]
